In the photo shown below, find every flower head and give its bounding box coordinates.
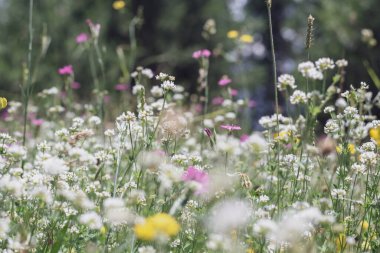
[218,76,232,86]
[76,33,89,44]
[58,65,74,75]
[113,0,126,10]
[220,125,241,131]
[192,49,211,59]
[134,213,180,241]
[0,97,7,110]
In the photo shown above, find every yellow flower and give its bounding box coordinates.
[336,143,355,155]
[112,0,126,10]
[369,127,380,145]
[100,226,107,235]
[246,249,255,253]
[227,30,239,39]
[360,220,369,231]
[239,34,254,43]
[134,221,156,241]
[0,97,7,110]
[134,213,180,241]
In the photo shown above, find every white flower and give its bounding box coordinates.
[335,98,348,109]
[324,106,335,114]
[298,61,314,76]
[290,90,307,104]
[336,59,348,68]
[343,106,358,117]
[88,116,101,125]
[79,211,103,229]
[41,157,69,176]
[138,246,156,253]
[277,74,296,91]
[132,84,145,95]
[141,68,154,79]
[150,86,164,98]
[331,189,346,199]
[315,57,335,71]
[0,218,10,240]
[360,151,377,166]
[324,120,340,134]
[31,186,52,204]
[161,80,176,91]
[206,199,252,233]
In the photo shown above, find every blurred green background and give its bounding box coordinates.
[0,0,379,123]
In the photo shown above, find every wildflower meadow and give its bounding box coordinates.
[1,0,380,252]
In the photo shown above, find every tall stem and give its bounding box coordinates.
[22,0,34,147]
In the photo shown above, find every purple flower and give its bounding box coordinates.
[204,128,213,138]
[76,33,89,44]
[212,96,224,105]
[58,65,74,75]
[182,166,209,194]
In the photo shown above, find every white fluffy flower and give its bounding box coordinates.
[79,211,103,229]
[41,157,69,175]
[206,199,252,233]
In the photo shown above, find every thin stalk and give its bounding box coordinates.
[22,0,34,147]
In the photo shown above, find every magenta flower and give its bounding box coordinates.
[218,76,232,86]
[71,82,81,89]
[230,89,238,97]
[31,118,44,126]
[212,96,224,105]
[114,83,129,91]
[58,65,74,75]
[76,33,89,44]
[192,49,212,59]
[220,125,241,131]
[182,166,209,194]
[240,134,249,142]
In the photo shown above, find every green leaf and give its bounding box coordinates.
[50,221,70,253]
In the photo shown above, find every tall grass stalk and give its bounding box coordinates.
[22,0,34,148]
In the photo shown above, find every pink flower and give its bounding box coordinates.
[182,166,209,194]
[212,96,224,105]
[76,33,89,44]
[240,134,249,142]
[192,49,211,59]
[58,65,74,75]
[220,125,241,131]
[201,49,211,57]
[230,89,238,97]
[31,118,44,126]
[218,76,232,86]
[192,50,202,59]
[114,83,129,91]
[71,82,81,89]
[195,103,203,113]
